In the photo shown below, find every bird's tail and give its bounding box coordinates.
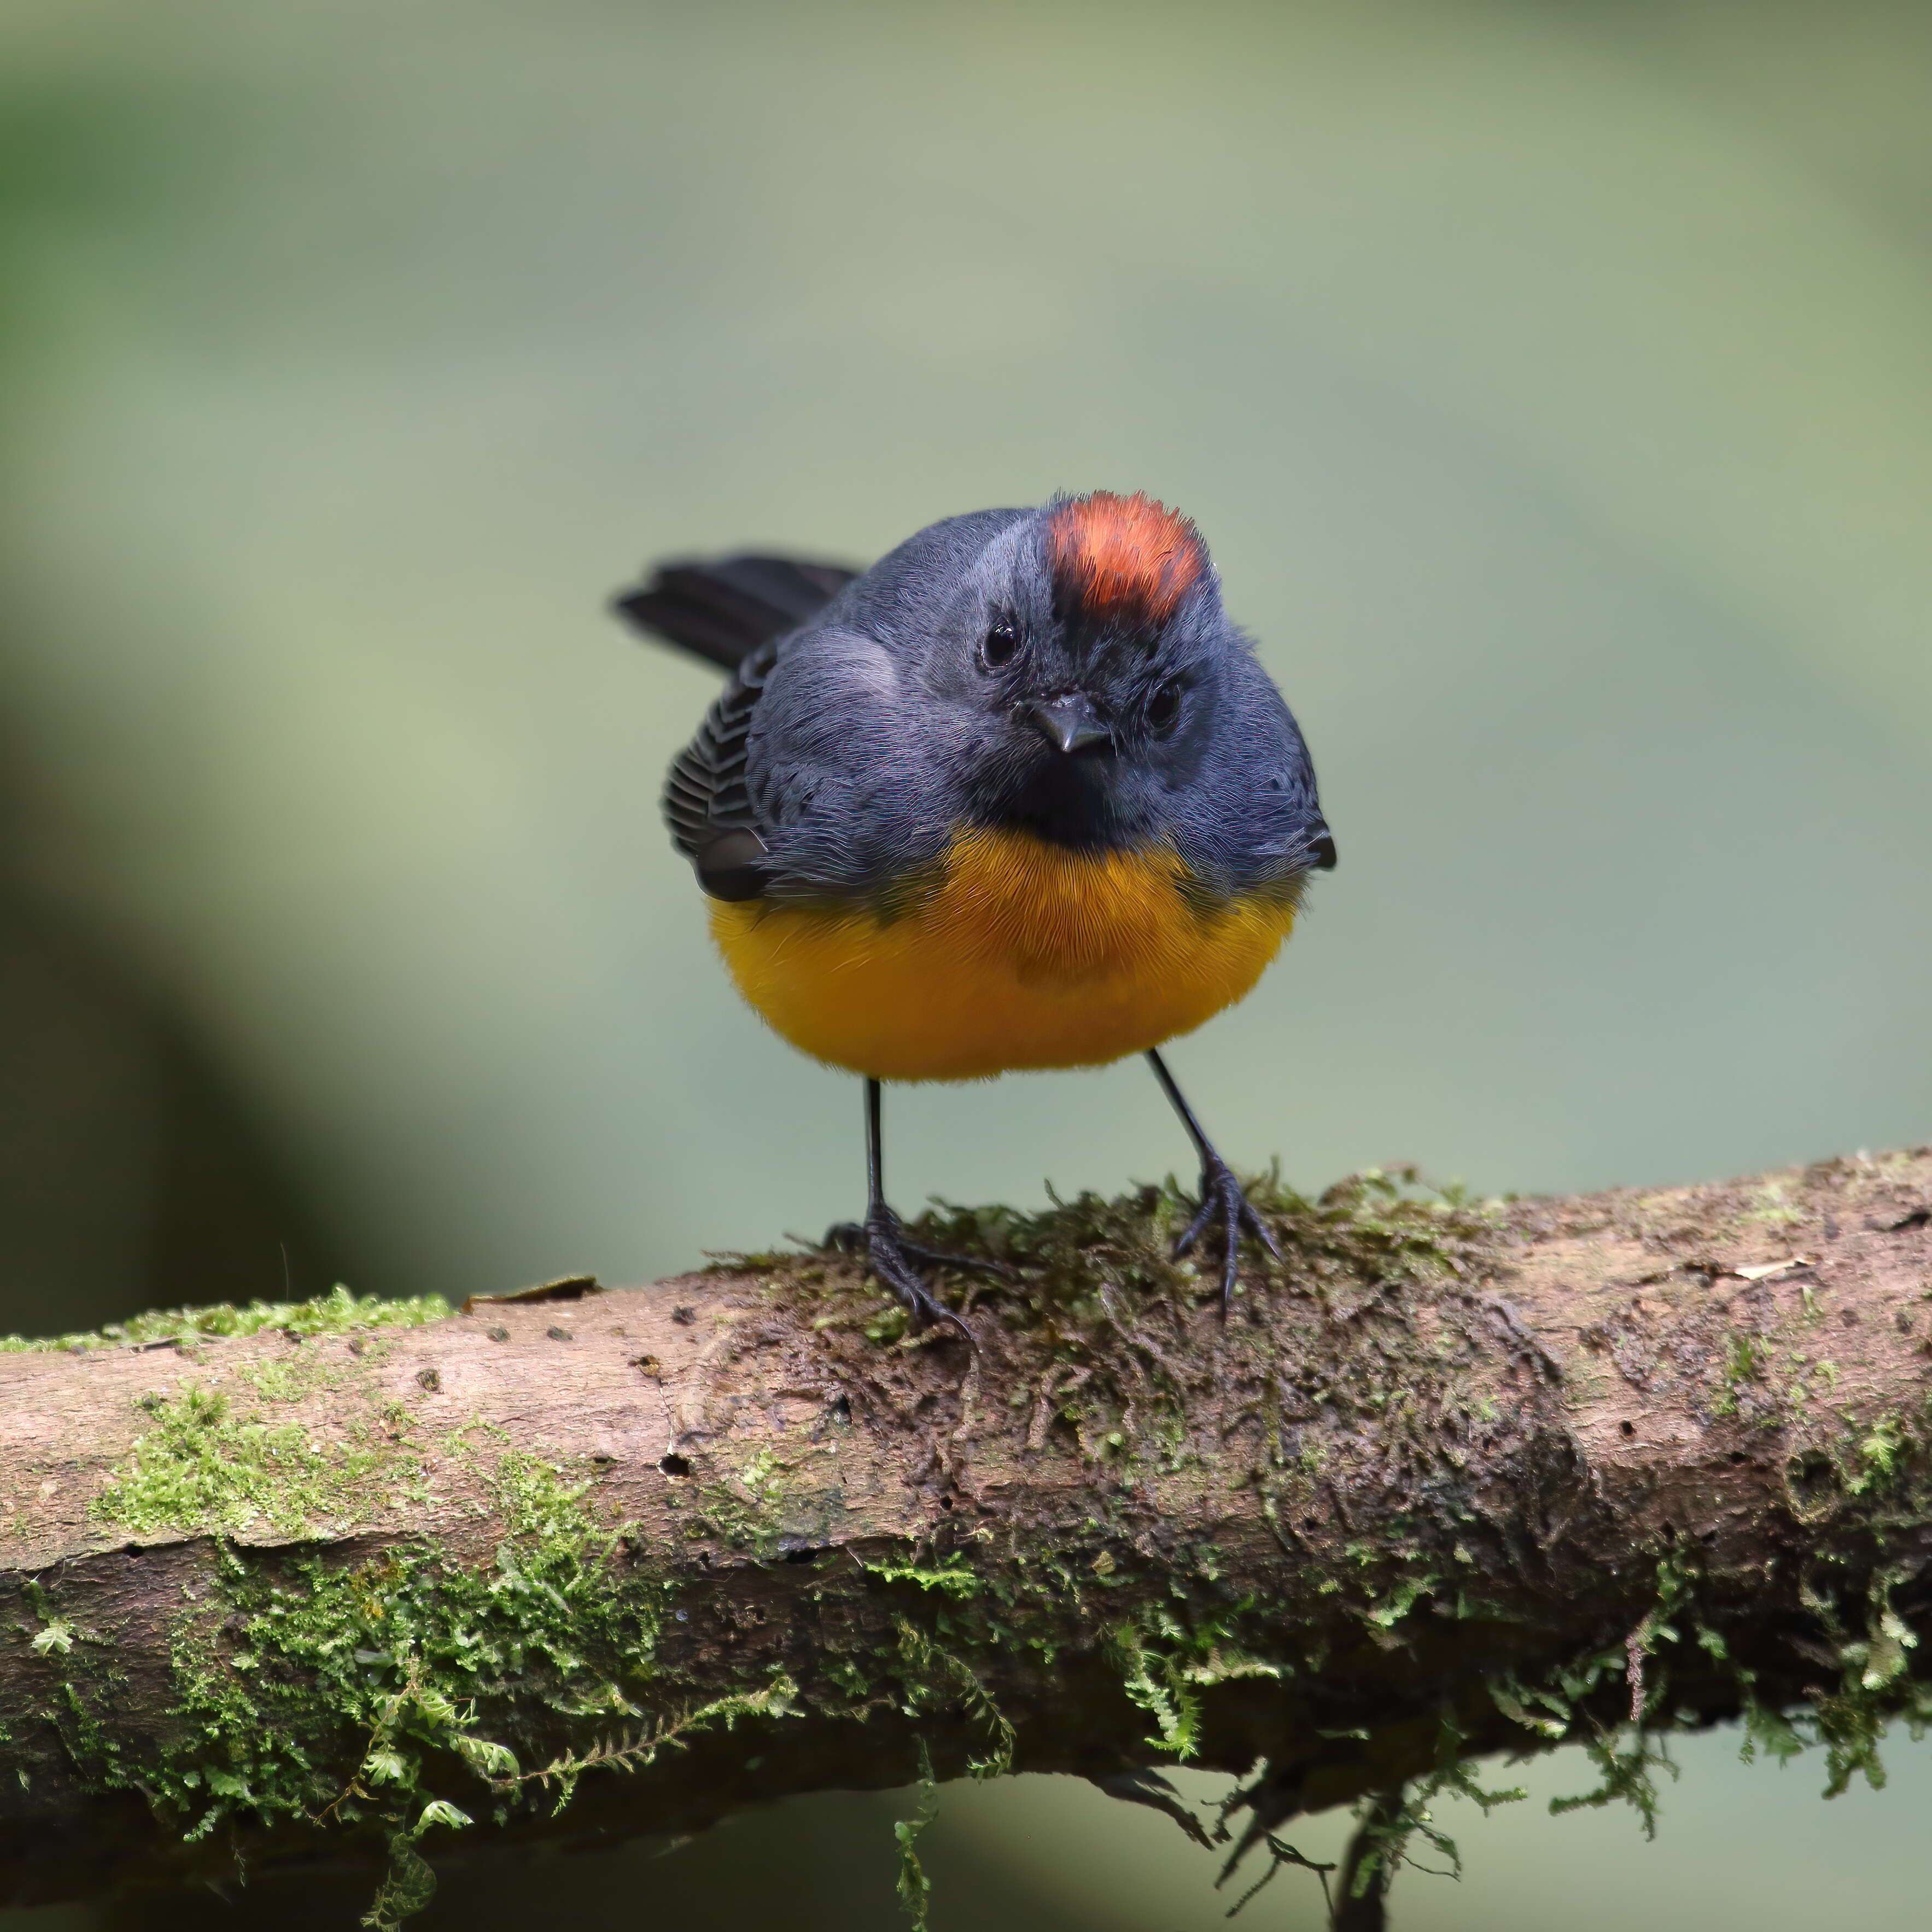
[611,553,860,673]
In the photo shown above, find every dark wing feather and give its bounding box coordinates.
[614,553,859,673]
[628,551,863,898]
[662,635,779,861]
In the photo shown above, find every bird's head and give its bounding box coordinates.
[910,491,1334,883]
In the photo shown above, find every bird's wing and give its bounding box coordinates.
[662,633,779,864]
[614,553,860,673]
[627,552,866,900]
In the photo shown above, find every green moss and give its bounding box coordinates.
[891,1620,1013,1778]
[1742,1181,1808,1228]
[48,1451,796,1928]
[1549,1733,1678,1838]
[894,1742,939,1932]
[1783,1568,1932,1795]
[773,1163,1507,1484]
[1488,1679,1567,1741]
[498,1681,795,1817]
[689,1447,807,1557]
[1361,1742,1527,1899]
[149,1450,664,1828]
[859,1555,980,1598]
[1847,1415,1909,1495]
[1473,1550,1932,1850]
[238,1343,376,1405]
[1365,1574,1438,1632]
[1105,1601,1288,1761]
[0,1285,450,1355]
[91,1385,423,1541]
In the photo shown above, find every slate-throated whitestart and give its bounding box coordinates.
[616,491,1334,1338]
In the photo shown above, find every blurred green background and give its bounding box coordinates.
[2,0,1930,1925]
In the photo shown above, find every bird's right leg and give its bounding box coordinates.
[824,1078,984,1341]
[1146,1047,1281,1311]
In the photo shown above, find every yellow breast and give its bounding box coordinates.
[708,828,1294,1082]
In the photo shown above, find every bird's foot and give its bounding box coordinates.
[822,1208,983,1341]
[1174,1155,1281,1312]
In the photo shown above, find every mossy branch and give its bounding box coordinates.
[0,1149,1929,1921]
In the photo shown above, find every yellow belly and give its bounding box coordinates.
[709,828,1294,1081]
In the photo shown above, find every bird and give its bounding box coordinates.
[615,491,1335,1338]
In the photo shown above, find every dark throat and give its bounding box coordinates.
[977,753,1130,851]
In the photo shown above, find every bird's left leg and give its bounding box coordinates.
[824,1078,1002,1340]
[1145,1048,1281,1311]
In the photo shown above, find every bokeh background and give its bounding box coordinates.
[3,1,1930,1926]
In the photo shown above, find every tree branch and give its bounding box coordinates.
[0,1149,1928,1917]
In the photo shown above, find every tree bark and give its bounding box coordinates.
[0,1148,1929,1915]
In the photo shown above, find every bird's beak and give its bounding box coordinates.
[1025,693,1112,755]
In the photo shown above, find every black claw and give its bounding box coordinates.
[895,1236,1013,1281]
[1173,1158,1279,1312]
[828,1207,977,1344]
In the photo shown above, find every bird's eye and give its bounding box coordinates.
[980,621,1019,670]
[1147,678,1183,733]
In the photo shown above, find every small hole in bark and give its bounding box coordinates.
[938,1495,954,1510]
[784,1545,819,1564]
[1619,1421,1636,1438]
[658,1454,691,1478]
[1727,1450,1749,1464]
[1787,1450,1836,1510]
